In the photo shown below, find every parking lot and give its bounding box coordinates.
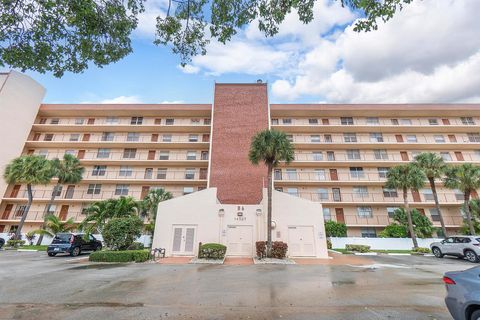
[0,251,476,320]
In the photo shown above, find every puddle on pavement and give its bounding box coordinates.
[331,280,356,286]
[69,264,127,270]
[62,302,144,309]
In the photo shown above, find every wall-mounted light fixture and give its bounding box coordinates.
[218,208,225,217]
[256,209,262,216]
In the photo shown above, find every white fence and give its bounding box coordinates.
[330,237,442,250]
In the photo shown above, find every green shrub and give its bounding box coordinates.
[102,216,143,250]
[89,250,150,263]
[271,241,288,259]
[327,239,332,250]
[127,242,145,250]
[198,243,227,259]
[6,240,25,247]
[345,244,371,253]
[379,223,408,238]
[325,221,347,237]
[412,247,431,254]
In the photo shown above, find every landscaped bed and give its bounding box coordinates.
[89,250,150,263]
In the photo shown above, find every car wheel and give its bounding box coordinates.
[432,247,443,258]
[48,252,57,257]
[94,244,102,251]
[465,250,479,263]
[70,247,81,257]
[471,310,480,320]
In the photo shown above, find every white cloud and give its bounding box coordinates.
[178,64,200,74]
[134,0,168,39]
[160,100,185,104]
[82,95,143,104]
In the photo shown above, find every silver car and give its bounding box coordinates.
[430,236,480,263]
[444,266,480,320]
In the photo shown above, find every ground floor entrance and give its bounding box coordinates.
[226,225,253,256]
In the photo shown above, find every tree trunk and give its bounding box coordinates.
[266,163,273,258]
[36,183,60,245]
[15,184,33,240]
[464,191,476,235]
[404,187,418,249]
[429,177,447,238]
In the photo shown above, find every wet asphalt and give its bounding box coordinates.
[0,251,475,320]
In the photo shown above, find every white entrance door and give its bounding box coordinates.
[227,225,253,256]
[288,226,315,257]
[171,225,196,255]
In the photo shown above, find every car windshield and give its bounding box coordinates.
[52,233,71,244]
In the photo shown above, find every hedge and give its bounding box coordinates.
[412,247,431,254]
[89,250,150,263]
[256,241,288,259]
[198,243,226,260]
[345,244,370,253]
[6,240,25,247]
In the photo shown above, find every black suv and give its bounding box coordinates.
[47,233,102,257]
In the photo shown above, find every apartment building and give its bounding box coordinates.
[0,71,478,256]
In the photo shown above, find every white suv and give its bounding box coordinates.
[430,236,480,263]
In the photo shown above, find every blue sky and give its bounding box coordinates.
[9,0,480,104]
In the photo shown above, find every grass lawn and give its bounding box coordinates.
[332,248,415,254]
[18,245,49,251]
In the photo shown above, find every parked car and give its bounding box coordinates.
[443,266,480,320]
[430,236,480,263]
[47,233,102,257]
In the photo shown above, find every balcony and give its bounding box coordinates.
[329,214,464,227]
[83,169,208,184]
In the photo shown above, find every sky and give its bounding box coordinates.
[7,0,480,104]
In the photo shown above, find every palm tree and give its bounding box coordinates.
[414,152,448,237]
[80,196,138,234]
[249,129,294,256]
[444,163,480,235]
[33,214,76,238]
[140,188,173,236]
[37,154,84,245]
[4,155,54,239]
[386,163,426,249]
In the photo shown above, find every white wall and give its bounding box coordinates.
[330,237,443,250]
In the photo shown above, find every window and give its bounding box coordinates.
[187,151,197,160]
[475,150,480,160]
[287,188,299,196]
[309,119,318,125]
[377,167,389,178]
[454,189,464,201]
[191,118,200,124]
[312,151,323,161]
[374,149,388,160]
[366,117,379,125]
[69,134,80,141]
[159,151,170,160]
[185,168,195,179]
[370,133,383,142]
[400,119,412,125]
[189,134,199,142]
[428,118,439,125]
[347,149,361,160]
[46,204,56,215]
[166,118,175,125]
[468,133,480,142]
[323,208,331,221]
[64,150,76,156]
[106,117,118,124]
[383,187,398,197]
[422,189,434,201]
[317,188,329,200]
[39,118,47,124]
[203,118,211,125]
[38,150,48,158]
[162,134,172,142]
[15,205,28,217]
[433,135,445,143]
[282,118,292,124]
[127,132,139,142]
[101,132,114,141]
[411,151,421,159]
[349,167,364,179]
[286,169,297,180]
[157,168,167,179]
[119,166,132,177]
[310,135,321,143]
[130,117,143,125]
[183,187,194,195]
[43,134,54,141]
[50,118,60,125]
[357,206,373,218]
[461,117,475,125]
[123,148,137,159]
[75,118,84,125]
[286,135,293,142]
[327,151,335,161]
[406,135,417,143]
[387,207,399,218]
[87,184,102,195]
[391,119,399,125]
[353,186,369,198]
[429,208,441,222]
[341,117,354,125]
[343,133,357,143]
[315,169,326,180]
[97,149,111,158]
[92,165,106,176]
[440,152,452,161]
[271,119,279,125]
[115,184,129,196]
[361,227,377,238]
[324,134,332,143]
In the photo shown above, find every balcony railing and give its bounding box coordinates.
[83,169,208,180]
[292,152,478,162]
[288,134,475,145]
[329,214,465,226]
[274,170,386,182]
[273,118,476,127]
[35,151,209,161]
[36,118,211,126]
[33,135,207,144]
